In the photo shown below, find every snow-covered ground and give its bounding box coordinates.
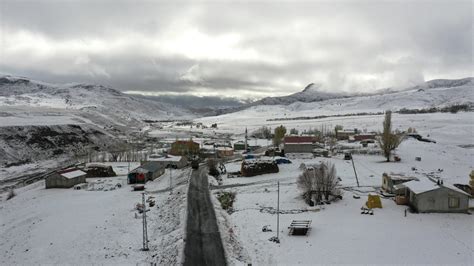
[205,111,473,265]
[211,142,473,264]
[0,162,190,265]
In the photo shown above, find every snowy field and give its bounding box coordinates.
[0,162,190,265]
[212,141,474,264]
[201,111,474,265]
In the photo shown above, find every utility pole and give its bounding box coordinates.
[141,192,149,251]
[244,127,248,151]
[169,167,172,194]
[276,181,280,243]
[350,155,360,187]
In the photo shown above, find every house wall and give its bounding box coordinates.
[382,175,392,192]
[170,142,199,156]
[234,143,246,150]
[284,144,313,153]
[46,173,86,188]
[411,187,469,213]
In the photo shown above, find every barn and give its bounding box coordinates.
[128,161,165,184]
[45,169,87,189]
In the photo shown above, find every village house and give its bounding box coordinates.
[382,173,418,194]
[127,161,165,184]
[45,168,87,189]
[233,140,246,151]
[217,146,234,157]
[403,179,470,213]
[146,154,188,169]
[336,129,358,140]
[354,133,376,141]
[170,139,200,156]
[284,136,318,153]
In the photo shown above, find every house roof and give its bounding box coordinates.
[60,169,86,179]
[405,179,470,196]
[148,155,184,162]
[131,161,162,173]
[284,136,315,144]
[173,140,199,145]
[384,173,418,181]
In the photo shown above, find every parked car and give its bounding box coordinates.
[274,157,292,164]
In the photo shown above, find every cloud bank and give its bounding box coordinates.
[0,0,471,99]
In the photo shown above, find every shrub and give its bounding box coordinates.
[217,191,236,212]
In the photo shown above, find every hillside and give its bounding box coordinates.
[196,78,474,129]
[0,75,193,130]
[246,78,473,107]
[0,75,192,171]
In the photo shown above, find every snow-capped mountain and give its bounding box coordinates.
[246,78,474,107]
[0,75,193,129]
[197,77,474,128]
[250,83,346,106]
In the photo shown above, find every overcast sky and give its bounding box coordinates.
[0,0,472,99]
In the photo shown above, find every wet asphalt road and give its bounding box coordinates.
[183,167,226,266]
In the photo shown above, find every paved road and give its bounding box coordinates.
[184,167,227,266]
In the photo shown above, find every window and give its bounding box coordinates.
[448,197,460,208]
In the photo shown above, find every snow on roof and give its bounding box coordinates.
[157,155,183,162]
[147,154,183,162]
[384,173,418,181]
[60,170,86,179]
[404,179,439,194]
[405,179,470,196]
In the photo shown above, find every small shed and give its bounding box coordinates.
[382,173,418,194]
[404,179,470,213]
[128,161,165,184]
[46,169,87,189]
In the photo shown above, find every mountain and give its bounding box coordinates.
[131,94,248,116]
[197,77,474,127]
[0,75,192,129]
[245,78,474,107]
[0,75,194,168]
[249,83,346,106]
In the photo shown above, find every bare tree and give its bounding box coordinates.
[377,110,403,162]
[297,162,342,205]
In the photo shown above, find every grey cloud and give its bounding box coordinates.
[0,0,471,99]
